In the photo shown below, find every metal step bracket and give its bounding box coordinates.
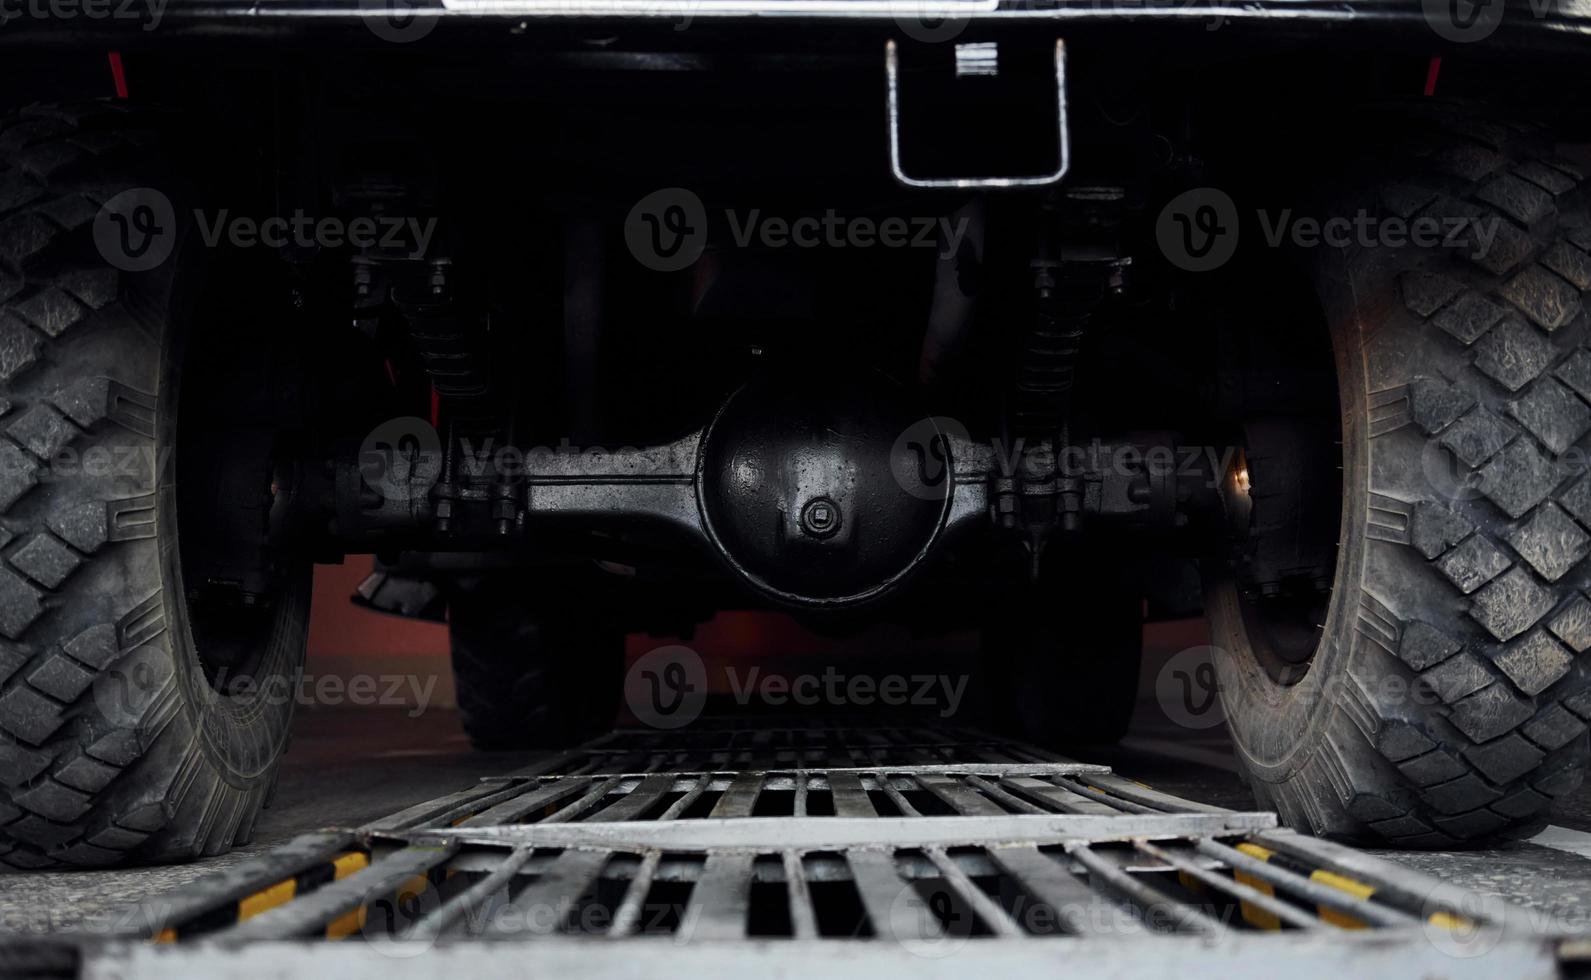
[886,38,1071,189]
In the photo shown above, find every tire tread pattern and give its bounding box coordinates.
[1257,104,1591,846]
[0,102,278,869]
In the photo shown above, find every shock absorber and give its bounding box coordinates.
[392,258,494,421]
[390,257,510,536]
[999,187,1130,573]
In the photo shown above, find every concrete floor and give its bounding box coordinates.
[1095,720,1591,932]
[3,703,1591,936]
[0,709,540,936]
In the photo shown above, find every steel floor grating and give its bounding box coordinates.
[5,725,1586,978]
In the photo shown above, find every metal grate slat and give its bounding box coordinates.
[99,830,361,940]
[999,775,1121,815]
[428,812,1279,850]
[826,772,876,817]
[681,851,757,941]
[1049,775,1158,814]
[459,778,599,827]
[222,842,459,942]
[658,774,713,820]
[782,851,819,939]
[1248,830,1516,923]
[607,849,664,937]
[985,843,1145,937]
[709,772,765,817]
[844,849,925,940]
[1068,843,1228,935]
[875,774,921,816]
[1192,838,1417,928]
[915,774,1007,816]
[589,773,676,823]
[1132,838,1322,931]
[369,783,523,833]
[405,845,537,940]
[542,776,627,824]
[962,775,1045,814]
[1080,772,1231,814]
[923,846,1024,938]
[482,848,611,940]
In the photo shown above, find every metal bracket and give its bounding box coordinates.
[886,38,1071,190]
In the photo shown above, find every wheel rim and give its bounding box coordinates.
[173,288,304,697]
[1229,419,1344,685]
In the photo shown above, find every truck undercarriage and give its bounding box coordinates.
[1,2,1590,870]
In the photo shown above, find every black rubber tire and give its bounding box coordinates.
[1209,103,1591,846]
[0,103,310,869]
[981,564,1142,747]
[448,580,623,750]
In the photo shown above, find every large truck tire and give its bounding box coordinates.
[981,562,1143,747]
[1210,103,1591,846]
[448,579,623,750]
[0,102,310,869]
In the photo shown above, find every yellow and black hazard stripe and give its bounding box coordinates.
[1229,842,1470,933]
[349,868,460,941]
[1233,842,1376,929]
[151,851,370,943]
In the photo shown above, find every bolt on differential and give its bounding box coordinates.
[800,497,841,538]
